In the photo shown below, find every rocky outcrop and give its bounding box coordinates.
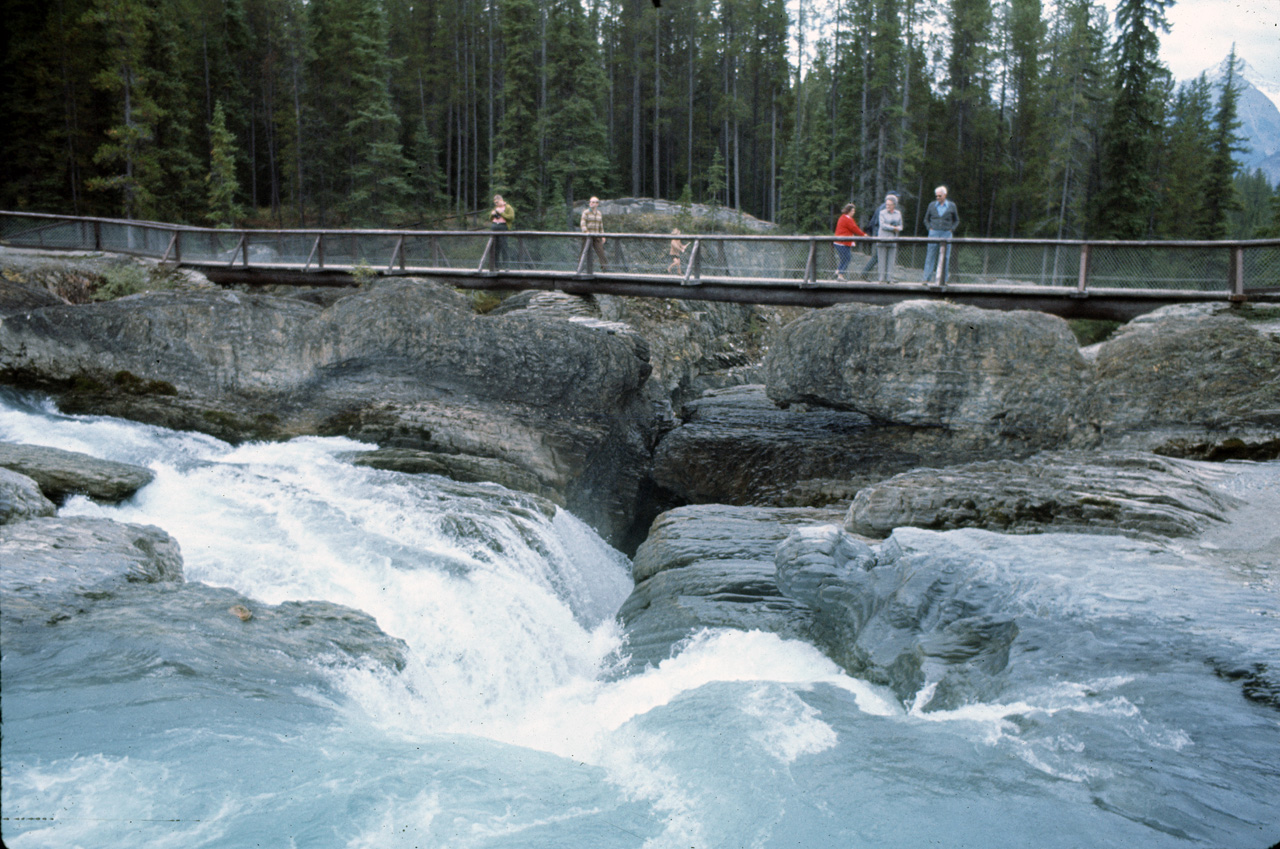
[0,442,155,503]
[0,516,184,619]
[845,450,1242,538]
[654,300,1280,507]
[618,503,844,670]
[1,276,64,315]
[651,384,1021,507]
[0,513,408,672]
[0,467,56,523]
[617,506,1022,710]
[1087,303,1280,458]
[776,525,1019,711]
[0,278,655,545]
[764,299,1091,445]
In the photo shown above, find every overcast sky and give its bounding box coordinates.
[1158,0,1280,83]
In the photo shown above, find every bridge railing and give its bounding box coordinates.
[3,210,1278,297]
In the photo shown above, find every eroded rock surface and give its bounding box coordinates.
[0,467,56,523]
[618,503,843,670]
[0,279,654,545]
[0,442,155,503]
[764,300,1091,447]
[1087,303,1280,458]
[845,450,1242,538]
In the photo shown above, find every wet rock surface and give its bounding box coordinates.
[0,467,56,523]
[845,450,1243,538]
[0,442,155,503]
[0,278,655,545]
[618,504,843,670]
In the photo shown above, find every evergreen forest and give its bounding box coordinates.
[3,0,1280,239]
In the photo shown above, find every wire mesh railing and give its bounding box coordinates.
[3,211,1278,298]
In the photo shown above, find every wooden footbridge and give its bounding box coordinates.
[4,211,1278,321]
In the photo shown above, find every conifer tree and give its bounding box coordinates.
[83,0,164,219]
[1096,0,1170,238]
[492,0,542,219]
[1200,47,1246,239]
[542,0,611,222]
[407,117,447,222]
[308,0,413,225]
[1040,0,1107,238]
[1152,76,1212,239]
[206,100,244,226]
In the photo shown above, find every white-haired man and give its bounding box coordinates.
[922,186,959,284]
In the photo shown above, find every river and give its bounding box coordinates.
[2,389,1277,848]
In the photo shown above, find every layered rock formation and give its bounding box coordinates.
[845,450,1242,538]
[653,300,1280,506]
[0,277,656,545]
[0,442,155,503]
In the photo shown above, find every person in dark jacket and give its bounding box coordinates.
[922,185,960,283]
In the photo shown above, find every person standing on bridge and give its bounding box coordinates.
[833,203,867,281]
[668,229,689,274]
[922,185,959,284]
[875,194,904,283]
[580,197,608,272]
[489,194,514,269]
[860,192,898,279]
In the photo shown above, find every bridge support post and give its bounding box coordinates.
[682,240,702,286]
[802,240,817,287]
[1229,246,1247,302]
[1076,244,1091,295]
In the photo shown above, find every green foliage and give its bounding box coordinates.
[0,0,1268,245]
[207,101,244,227]
[1255,181,1280,238]
[1067,318,1122,346]
[1200,47,1246,239]
[350,260,377,285]
[705,149,727,211]
[91,262,181,300]
[675,184,695,232]
[1096,0,1172,238]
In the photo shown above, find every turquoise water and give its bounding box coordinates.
[2,391,1278,848]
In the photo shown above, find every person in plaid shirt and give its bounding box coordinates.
[580,197,608,271]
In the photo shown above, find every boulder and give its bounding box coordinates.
[0,516,184,628]
[1,277,64,315]
[0,467,56,523]
[651,384,1008,507]
[0,278,655,546]
[0,442,155,503]
[0,515,407,674]
[1087,303,1280,459]
[617,503,843,670]
[845,450,1243,538]
[763,299,1092,450]
[775,525,1020,711]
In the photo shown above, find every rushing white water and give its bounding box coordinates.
[2,390,1279,848]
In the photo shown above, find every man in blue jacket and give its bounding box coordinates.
[922,186,959,284]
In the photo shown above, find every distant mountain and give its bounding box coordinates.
[1199,57,1280,184]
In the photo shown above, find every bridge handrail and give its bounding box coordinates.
[6,208,1280,246]
[3,210,1278,302]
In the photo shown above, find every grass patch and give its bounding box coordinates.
[1068,318,1122,346]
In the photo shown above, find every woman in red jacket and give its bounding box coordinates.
[833,203,866,281]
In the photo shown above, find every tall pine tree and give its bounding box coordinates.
[1096,0,1170,238]
[1200,47,1246,239]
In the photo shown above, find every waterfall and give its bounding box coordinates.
[3,390,1278,849]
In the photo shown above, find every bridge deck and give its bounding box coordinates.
[4,211,1278,321]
